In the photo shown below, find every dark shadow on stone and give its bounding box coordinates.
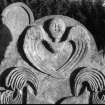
[17,26,50,75]
[0,67,16,90]
[69,67,86,96]
[59,27,72,43]
[43,18,55,42]
[0,21,12,64]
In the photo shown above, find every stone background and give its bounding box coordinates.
[0,0,105,63]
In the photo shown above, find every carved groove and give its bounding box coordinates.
[0,67,38,104]
[70,67,105,104]
[58,39,88,71]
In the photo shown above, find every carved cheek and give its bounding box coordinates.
[50,18,66,42]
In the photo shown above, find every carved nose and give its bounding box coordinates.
[50,18,66,42]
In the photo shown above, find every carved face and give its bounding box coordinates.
[49,18,66,42]
[24,24,74,73]
[0,1,105,104]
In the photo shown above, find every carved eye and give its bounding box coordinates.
[49,18,66,42]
